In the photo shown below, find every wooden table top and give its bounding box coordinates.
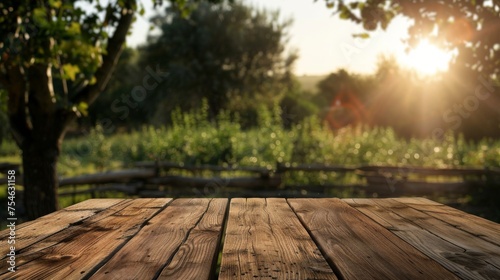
[1,197,499,279]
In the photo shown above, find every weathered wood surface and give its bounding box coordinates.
[0,199,122,258]
[0,199,172,279]
[1,197,499,280]
[289,198,459,279]
[219,198,337,279]
[90,198,227,279]
[394,197,500,246]
[344,198,500,280]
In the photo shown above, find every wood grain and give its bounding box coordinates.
[157,198,227,279]
[393,197,500,247]
[0,198,171,279]
[89,198,227,280]
[0,199,123,260]
[2,197,499,280]
[347,198,500,280]
[289,198,459,280]
[219,198,337,280]
[63,198,124,211]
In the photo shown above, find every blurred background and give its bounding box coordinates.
[1,0,499,223]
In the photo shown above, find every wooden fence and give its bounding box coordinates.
[2,161,499,202]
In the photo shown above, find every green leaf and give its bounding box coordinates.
[67,22,81,35]
[33,8,49,27]
[340,8,351,20]
[62,64,80,81]
[139,3,145,16]
[49,0,62,9]
[76,102,89,116]
[353,33,370,39]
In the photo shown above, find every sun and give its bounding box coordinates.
[401,40,453,75]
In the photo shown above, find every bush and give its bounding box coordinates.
[59,104,500,171]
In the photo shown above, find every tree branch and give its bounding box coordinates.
[71,0,136,106]
[27,63,57,114]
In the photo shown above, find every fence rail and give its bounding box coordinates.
[2,162,499,202]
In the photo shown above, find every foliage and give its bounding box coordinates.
[279,89,319,128]
[56,105,500,171]
[311,56,500,140]
[323,0,500,79]
[313,69,374,128]
[368,56,500,140]
[138,1,297,122]
[87,48,146,128]
[315,69,373,104]
[0,140,19,158]
[0,0,231,219]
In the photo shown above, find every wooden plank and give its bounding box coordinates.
[0,198,171,279]
[157,199,227,279]
[0,199,122,257]
[88,198,227,280]
[362,199,500,279]
[393,197,500,246]
[219,198,337,280]
[289,198,458,280]
[391,197,442,205]
[64,198,124,211]
[1,210,94,256]
[344,199,500,279]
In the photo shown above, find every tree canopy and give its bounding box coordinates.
[324,0,500,79]
[135,1,297,123]
[0,0,228,219]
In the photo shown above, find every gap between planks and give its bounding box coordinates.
[0,199,172,279]
[289,198,459,280]
[218,198,338,280]
[344,198,500,280]
[87,198,228,280]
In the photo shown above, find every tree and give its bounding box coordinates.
[138,1,297,123]
[0,89,8,145]
[315,69,372,105]
[0,0,225,219]
[311,69,372,129]
[323,0,500,80]
[365,55,500,139]
[87,47,148,130]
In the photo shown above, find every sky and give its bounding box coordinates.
[127,0,415,76]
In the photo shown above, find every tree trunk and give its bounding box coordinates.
[22,136,61,220]
[2,2,135,220]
